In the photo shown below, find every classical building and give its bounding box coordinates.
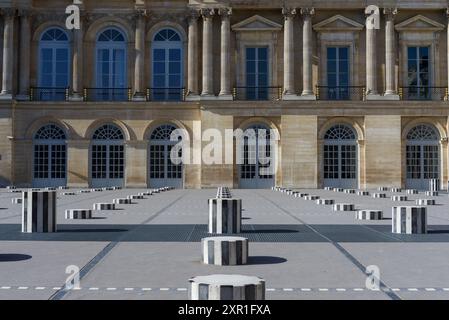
[0,0,448,190]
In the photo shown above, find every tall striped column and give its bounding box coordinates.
[208,198,242,234]
[392,206,427,234]
[22,190,57,233]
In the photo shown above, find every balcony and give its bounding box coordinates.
[83,88,132,102]
[232,86,282,101]
[146,88,186,102]
[399,87,448,101]
[30,87,69,101]
[316,86,366,101]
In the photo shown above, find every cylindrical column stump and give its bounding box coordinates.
[416,199,436,206]
[65,209,92,220]
[22,191,57,233]
[357,191,370,196]
[201,236,248,266]
[12,198,22,204]
[333,203,355,211]
[406,189,419,195]
[93,203,116,210]
[113,198,132,204]
[316,199,334,205]
[356,210,383,220]
[208,198,242,234]
[429,179,440,192]
[344,189,356,194]
[391,195,407,201]
[372,193,387,198]
[304,195,319,200]
[392,206,427,234]
[189,274,265,300]
[426,191,438,197]
[391,188,402,193]
[294,193,308,198]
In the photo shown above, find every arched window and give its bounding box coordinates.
[149,124,183,188]
[323,124,358,188]
[406,124,440,190]
[91,124,125,187]
[38,28,70,101]
[95,28,127,101]
[151,28,183,101]
[33,124,67,187]
[239,124,275,189]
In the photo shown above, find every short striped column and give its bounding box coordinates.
[58,186,68,190]
[378,187,388,191]
[93,203,116,210]
[91,188,103,192]
[65,209,92,220]
[416,199,436,206]
[304,195,319,201]
[216,187,232,199]
[201,236,248,266]
[61,192,76,196]
[344,189,356,194]
[372,193,386,198]
[6,186,16,190]
[127,195,144,200]
[138,191,153,196]
[356,210,383,220]
[391,195,407,201]
[12,198,22,204]
[79,190,91,193]
[22,191,57,233]
[357,191,370,196]
[294,193,308,198]
[44,187,56,191]
[10,189,21,193]
[392,206,427,234]
[102,187,114,191]
[333,203,355,211]
[189,275,265,300]
[113,198,132,204]
[333,188,344,192]
[324,187,333,191]
[208,198,242,234]
[406,189,419,195]
[391,188,402,193]
[316,199,334,205]
[429,179,440,192]
[112,186,122,190]
[426,191,438,197]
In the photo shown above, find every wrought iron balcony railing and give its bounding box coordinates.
[146,88,186,102]
[30,87,69,101]
[232,86,283,101]
[316,86,366,101]
[399,87,448,101]
[83,88,132,102]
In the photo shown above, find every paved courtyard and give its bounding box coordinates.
[1,187,449,300]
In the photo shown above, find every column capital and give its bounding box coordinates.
[17,8,33,18]
[218,7,232,18]
[300,8,315,18]
[1,8,17,18]
[282,7,297,19]
[200,8,215,19]
[134,8,148,19]
[446,7,449,18]
[188,9,200,22]
[383,8,398,20]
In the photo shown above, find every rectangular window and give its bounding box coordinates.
[327,47,350,100]
[246,47,268,100]
[407,46,430,100]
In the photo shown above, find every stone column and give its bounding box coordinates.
[18,9,31,100]
[186,10,200,100]
[219,8,232,99]
[300,8,316,100]
[447,9,449,99]
[282,8,297,99]
[70,12,84,101]
[365,9,379,98]
[201,8,215,98]
[0,9,15,99]
[384,8,399,100]
[133,9,146,101]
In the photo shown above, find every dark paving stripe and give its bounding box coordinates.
[256,191,402,301]
[48,194,186,301]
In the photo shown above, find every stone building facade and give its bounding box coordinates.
[0,0,449,190]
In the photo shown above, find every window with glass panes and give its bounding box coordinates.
[327,47,349,100]
[407,46,430,99]
[246,47,268,100]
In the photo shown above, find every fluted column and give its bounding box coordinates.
[186,10,200,99]
[219,8,232,99]
[300,8,316,99]
[365,10,379,98]
[18,9,31,100]
[201,8,215,98]
[0,9,15,99]
[447,9,449,99]
[70,12,84,101]
[282,8,297,98]
[133,9,146,101]
[384,8,399,99]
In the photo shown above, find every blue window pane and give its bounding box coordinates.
[339,61,348,73]
[247,74,256,86]
[169,62,181,74]
[408,61,417,73]
[339,73,349,86]
[258,48,267,60]
[169,49,181,61]
[154,62,165,74]
[154,75,165,87]
[41,75,52,86]
[328,74,337,86]
[258,61,267,73]
[339,47,349,60]
[154,49,165,61]
[408,47,417,60]
[327,61,336,73]
[101,49,109,61]
[419,47,429,60]
[246,61,255,73]
[169,75,181,87]
[42,48,53,60]
[258,75,268,86]
[56,49,68,62]
[56,62,67,73]
[55,75,68,87]
[246,48,255,60]
[327,47,336,60]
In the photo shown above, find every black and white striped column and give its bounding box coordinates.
[22,190,57,233]
[304,195,320,200]
[429,179,440,192]
[356,210,383,220]
[406,189,419,195]
[12,197,22,204]
[416,199,436,206]
[201,236,248,266]
[391,188,402,193]
[113,198,132,204]
[316,199,334,205]
[333,203,355,211]
[208,198,242,234]
[216,187,232,199]
[372,193,386,198]
[93,203,116,210]
[392,206,427,234]
[189,275,265,300]
[65,209,92,219]
[426,191,438,197]
[357,191,370,196]
[391,195,407,201]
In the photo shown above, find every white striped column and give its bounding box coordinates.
[201,8,215,98]
[22,191,57,233]
[208,198,242,234]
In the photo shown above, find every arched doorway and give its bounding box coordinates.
[33,124,67,188]
[238,124,275,189]
[90,124,125,188]
[323,124,358,189]
[148,124,183,188]
[406,124,440,190]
